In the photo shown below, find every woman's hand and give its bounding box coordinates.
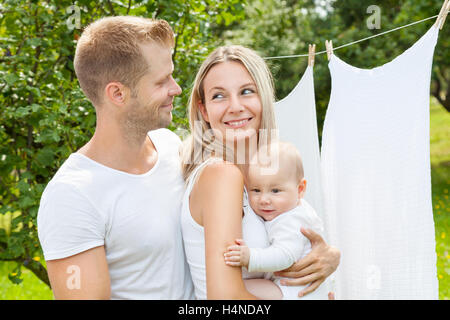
[273,227,340,298]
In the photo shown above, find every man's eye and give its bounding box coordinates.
[157,76,170,86]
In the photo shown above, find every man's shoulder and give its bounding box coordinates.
[48,153,92,182]
[148,128,182,146]
[42,170,80,201]
[41,154,100,202]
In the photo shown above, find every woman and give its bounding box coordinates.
[180,45,339,299]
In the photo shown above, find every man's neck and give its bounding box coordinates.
[78,124,158,175]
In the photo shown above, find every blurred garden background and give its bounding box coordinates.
[0,0,448,299]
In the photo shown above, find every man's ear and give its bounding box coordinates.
[298,178,307,198]
[104,82,128,107]
[198,101,209,123]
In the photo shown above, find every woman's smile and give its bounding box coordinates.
[224,117,253,128]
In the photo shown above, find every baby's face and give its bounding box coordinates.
[246,164,304,221]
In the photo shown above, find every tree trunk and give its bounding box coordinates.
[23,258,51,288]
[432,78,450,112]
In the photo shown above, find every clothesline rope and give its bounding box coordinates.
[263,12,448,60]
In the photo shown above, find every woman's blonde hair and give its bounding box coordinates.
[181,45,278,181]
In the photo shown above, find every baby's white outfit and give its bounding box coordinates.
[247,199,329,300]
[180,157,328,299]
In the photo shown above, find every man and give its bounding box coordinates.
[37,16,339,299]
[38,16,192,299]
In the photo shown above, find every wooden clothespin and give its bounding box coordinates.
[325,40,334,60]
[436,0,450,30]
[308,44,316,67]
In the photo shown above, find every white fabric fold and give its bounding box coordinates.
[320,25,439,299]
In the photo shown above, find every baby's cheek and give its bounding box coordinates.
[276,195,297,212]
[248,196,258,210]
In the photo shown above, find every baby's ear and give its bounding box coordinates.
[298,178,307,198]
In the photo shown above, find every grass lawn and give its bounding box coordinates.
[0,261,53,300]
[0,99,449,300]
[430,99,450,300]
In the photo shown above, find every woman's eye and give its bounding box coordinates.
[212,93,224,100]
[242,88,254,95]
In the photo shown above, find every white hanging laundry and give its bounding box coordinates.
[321,25,440,299]
[274,66,326,225]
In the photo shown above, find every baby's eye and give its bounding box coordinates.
[251,188,260,193]
[271,188,281,193]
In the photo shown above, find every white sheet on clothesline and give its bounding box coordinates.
[274,66,326,225]
[320,25,439,299]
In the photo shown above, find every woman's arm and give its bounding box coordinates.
[197,161,257,300]
[274,227,340,297]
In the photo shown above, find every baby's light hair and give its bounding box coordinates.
[278,141,304,182]
[251,141,304,182]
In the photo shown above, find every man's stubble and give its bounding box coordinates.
[121,98,171,145]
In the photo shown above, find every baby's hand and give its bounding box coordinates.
[224,239,250,267]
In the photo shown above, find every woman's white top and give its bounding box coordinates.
[180,158,271,300]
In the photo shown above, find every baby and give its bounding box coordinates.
[224,141,329,300]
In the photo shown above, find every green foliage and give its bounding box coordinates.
[0,0,246,287]
[0,261,53,299]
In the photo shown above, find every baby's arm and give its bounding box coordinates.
[225,238,306,273]
[224,239,250,267]
[225,212,309,273]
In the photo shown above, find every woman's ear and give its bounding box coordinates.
[198,101,209,123]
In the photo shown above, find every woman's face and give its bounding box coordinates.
[199,61,262,144]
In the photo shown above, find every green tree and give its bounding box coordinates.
[0,0,245,287]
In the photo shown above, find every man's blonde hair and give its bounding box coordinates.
[74,16,174,106]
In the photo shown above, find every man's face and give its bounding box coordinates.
[123,42,181,135]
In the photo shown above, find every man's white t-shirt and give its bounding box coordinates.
[37,128,194,300]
